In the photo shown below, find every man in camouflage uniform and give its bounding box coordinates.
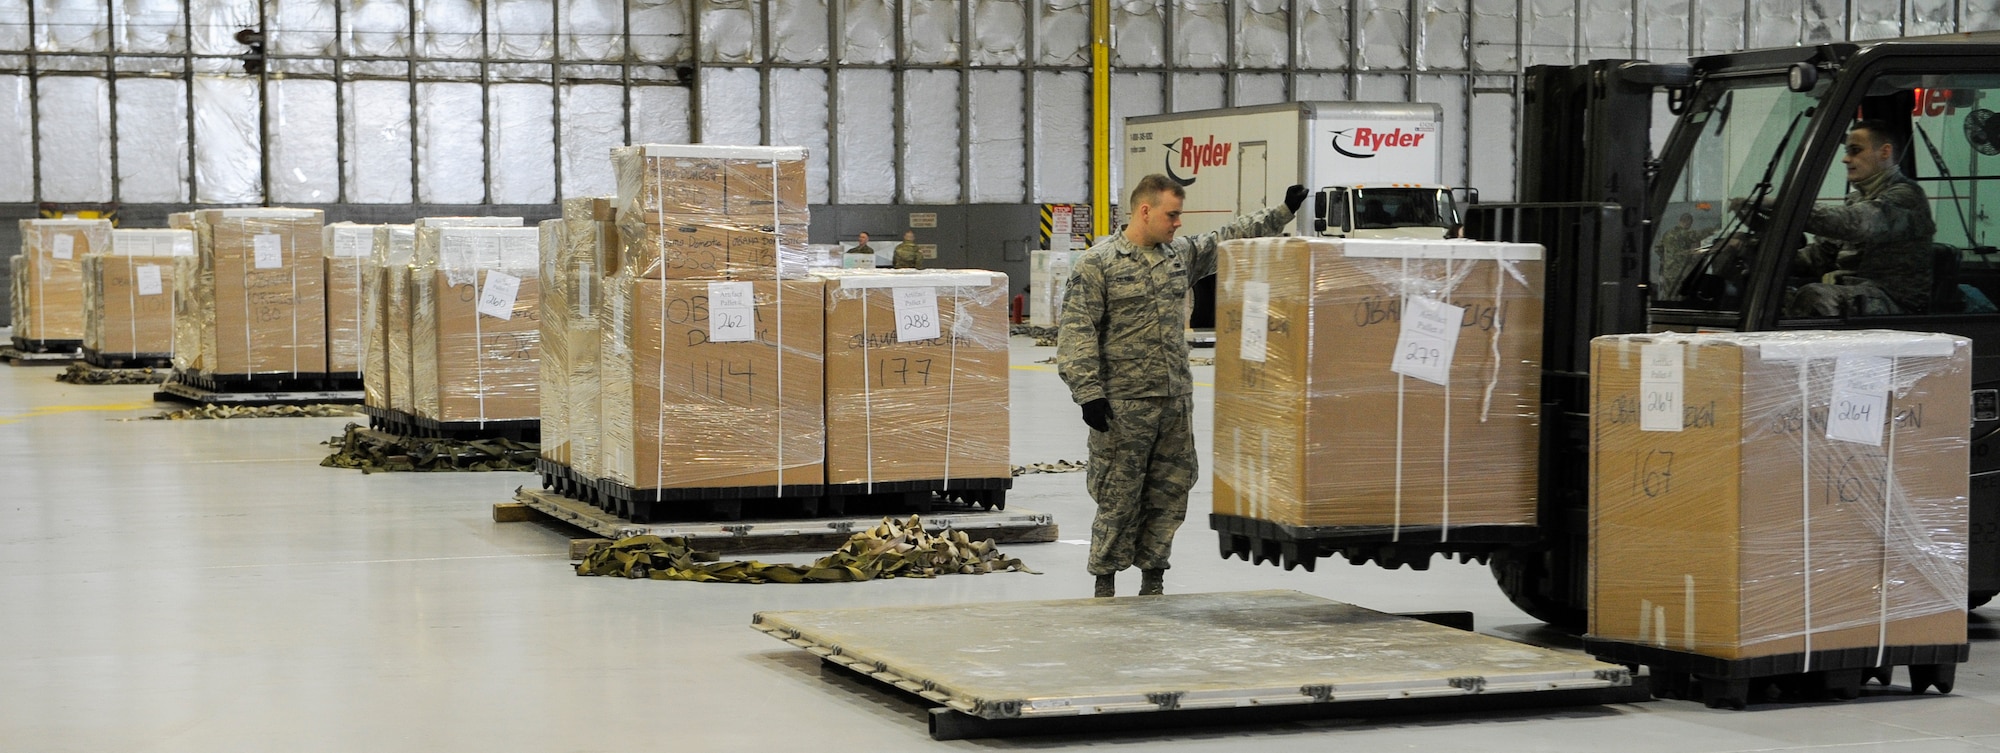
[1057,174,1306,597]
[1653,212,1707,293]
[1784,119,1936,317]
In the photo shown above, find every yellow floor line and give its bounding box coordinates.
[0,401,154,425]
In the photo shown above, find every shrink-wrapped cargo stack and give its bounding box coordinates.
[323,223,376,376]
[14,219,112,348]
[174,209,328,377]
[381,217,519,417]
[539,198,616,474]
[1587,331,1969,663]
[83,229,194,362]
[361,225,413,409]
[1212,237,1546,536]
[410,221,541,425]
[1027,249,1074,328]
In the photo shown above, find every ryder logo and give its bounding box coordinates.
[1162,135,1232,186]
[1329,127,1428,159]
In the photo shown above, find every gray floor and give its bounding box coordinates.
[0,338,1994,752]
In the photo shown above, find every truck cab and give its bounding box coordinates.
[1312,184,1463,239]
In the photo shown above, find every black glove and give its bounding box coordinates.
[1284,184,1309,213]
[1080,398,1113,432]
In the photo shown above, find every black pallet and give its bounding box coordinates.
[1583,637,1968,709]
[362,404,540,442]
[595,478,833,524]
[824,477,1010,513]
[1211,513,1542,572]
[83,348,172,370]
[11,336,83,355]
[536,458,603,507]
[175,368,364,394]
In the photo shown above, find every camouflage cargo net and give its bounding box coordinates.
[57,363,169,385]
[321,423,539,473]
[576,515,1038,583]
[1011,459,1085,476]
[1010,323,1060,346]
[145,404,361,420]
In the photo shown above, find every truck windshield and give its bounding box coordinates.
[1350,187,1455,231]
[1652,79,1821,309]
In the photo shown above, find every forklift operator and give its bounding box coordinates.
[1782,119,1936,317]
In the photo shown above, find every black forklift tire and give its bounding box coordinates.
[1971,590,1996,610]
[1488,548,1586,632]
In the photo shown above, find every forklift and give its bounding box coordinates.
[1218,34,2000,628]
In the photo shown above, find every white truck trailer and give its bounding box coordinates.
[1122,101,1458,240]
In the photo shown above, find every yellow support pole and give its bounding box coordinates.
[1090,0,1111,238]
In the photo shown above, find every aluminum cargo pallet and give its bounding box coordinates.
[512,487,1057,555]
[754,590,1642,739]
[1,345,81,365]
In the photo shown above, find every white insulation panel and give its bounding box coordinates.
[559,84,623,198]
[36,0,109,52]
[344,80,413,203]
[1033,71,1087,204]
[772,69,831,203]
[269,0,337,56]
[1421,0,1468,70]
[1040,0,1088,66]
[191,74,261,203]
[490,83,556,204]
[1359,0,1410,71]
[1175,0,1227,68]
[418,0,483,59]
[1694,0,1743,54]
[0,1,29,51]
[1909,0,1953,36]
[115,0,185,54]
[1639,0,1688,61]
[345,0,411,57]
[903,69,961,204]
[1110,72,1163,201]
[1295,73,1347,100]
[1581,0,1632,60]
[562,0,622,60]
[0,76,34,201]
[842,0,894,63]
[1804,1,1845,44]
[630,0,689,62]
[1523,0,1573,67]
[1853,0,1902,41]
[836,68,894,203]
[631,85,692,147]
[268,78,340,203]
[1471,0,1516,71]
[1972,5,2000,32]
[970,0,1025,65]
[702,0,761,63]
[188,0,255,57]
[967,69,1025,204]
[115,76,189,202]
[1356,73,1405,102]
[1298,0,1348,69]
[1235,73,1286,106]
[39,76,113,202]
[1112,0,1165,67]
[1749,7,1798,48]
[1415,75,1467,189]
[492,0,555,59]
[1172,72,1224,112]
[907,0,961,65]
[773,0,829,63]
[701,67,765,146]
[1469,85,1515,202]
[1236,0,1289,69]
[417,81,485,203]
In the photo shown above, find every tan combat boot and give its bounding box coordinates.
[1094,574,1115,598]
[1139,569,1164,596]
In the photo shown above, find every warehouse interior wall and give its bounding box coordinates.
[3,1,1996,324]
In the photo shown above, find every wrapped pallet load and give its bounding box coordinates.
[1213,237,1546,534]
[83,229,195,361]
[179,209,329,377]
[1589,331,1969,661]
[539,198,615,474]
[16,219,113,345]
[391,217,521,416]
[610,144,811,280]
[323,223,377,376]
[816,268,1011,488]
[361,225,413,410]
[410,225,541,425]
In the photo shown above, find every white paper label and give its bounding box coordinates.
[708,281,756,343]
[894,286,941,342]
[1827,354,1892,446]
[334,231,367,258]
[136,264,164,296]
[1389,296,1462,386]
[478,270,521,320]
[1640,343,1685,432]
[1240,281,1271,363]
[253,234,283,269]
[52,234,74,259]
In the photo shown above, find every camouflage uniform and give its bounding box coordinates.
[892,242,923,269]
[1653,223,1707,292]
[1786,171,1934,316]
[1056,205,1295,576]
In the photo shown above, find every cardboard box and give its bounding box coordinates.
[602,277,824,492]
[191,208,328,376]
[612,145,812,279]
[541,199,615,472]
[324,223,376,375]
[1589,331,1970,659]
[16,219,112,341]
[819,270,1012,485]
[1212,237,1546,531]
[410,227,541,423]
[540,219,572,464]
[363,225,413,410]
[393,218,520,412]
[1027,249,1075,327]
[83,229,194,357]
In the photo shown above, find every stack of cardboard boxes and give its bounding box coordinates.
[1027,248,1074,328]
[361,225,414,410]
[1589,331,1970,660]
[539,198,617,475]
[83,229,195,360]
[174,209,328,377]
[14,219,113,347]
[409,220,541,425]
[1211,237,1546,533]
[323,223,375,376]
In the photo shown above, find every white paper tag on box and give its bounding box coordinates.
[894,286,941,342]
[1240,281,1270,363]
[1389,296,1462,386]
[136,264,164,296]
[253,234,284,269]
[1639,342,1685,432]
[334,230,368,258]
[1827,354,1891,446]
[53,234,74,260]
[478,270,521,320]
[708,281,756,343]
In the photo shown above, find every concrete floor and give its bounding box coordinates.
[0,338,1995,752]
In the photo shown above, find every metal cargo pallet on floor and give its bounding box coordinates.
[155,369,364,406]
[506,486,1058,556]
[753,590,1644,740]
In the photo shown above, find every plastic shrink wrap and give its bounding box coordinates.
[16,219,113,342]
[393,217,521,415]
[363,225,413,409]
[1589,331,1970,660]
[410,225,541,423]
[323,223,377,374]
[1213,237,1545,532]
[84,228,194,357]
[183,209,329,376]
[817,269,1011,486]
[610,144,811,280]
[540,198,615,472]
